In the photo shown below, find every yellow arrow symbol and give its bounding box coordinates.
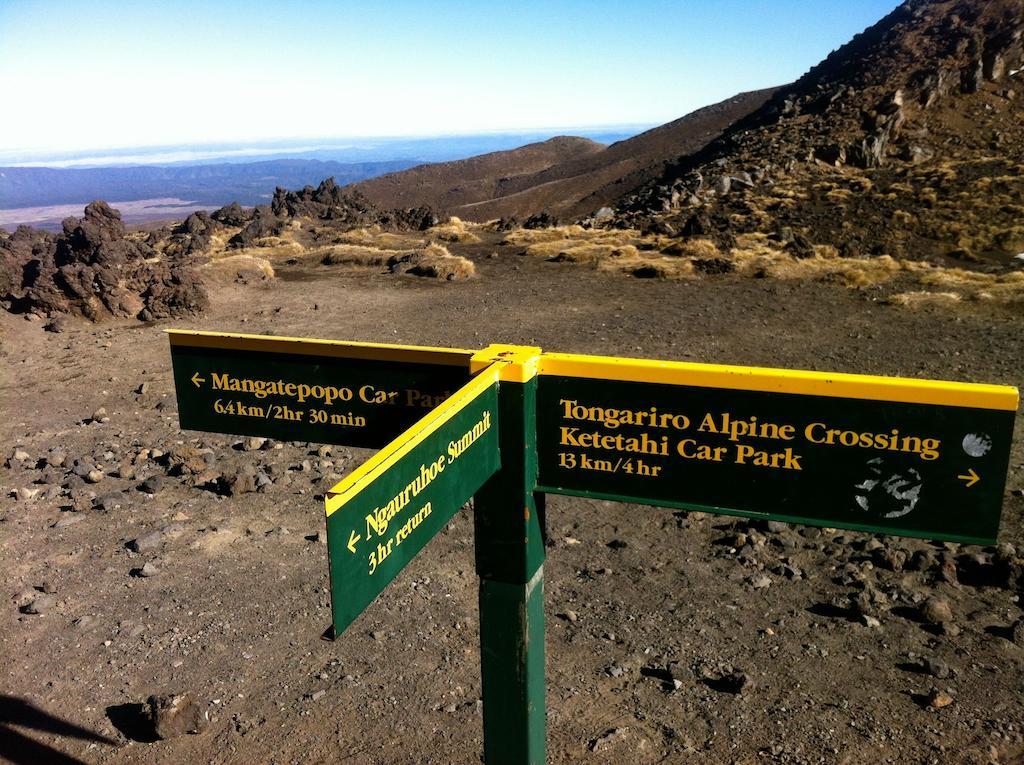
[347,529,361,553]
[191,372,206,388]
[958,468,980,488]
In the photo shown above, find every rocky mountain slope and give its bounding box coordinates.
[350,90,775,222]
[615,0,1024,267]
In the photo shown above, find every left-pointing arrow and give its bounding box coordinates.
[191,372,205,388]
[347,529,361,553]
[957,468,980,488]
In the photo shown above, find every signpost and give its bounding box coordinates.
[324,365,501,632]
[168,333,1019,765]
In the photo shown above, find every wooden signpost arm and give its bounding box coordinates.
[472,346,547,765]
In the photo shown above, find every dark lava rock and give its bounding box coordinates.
[43,316,69,333]
[145,693,208,739]
[223,466,259,496]
[93,492,126,513]
[919,596,954,625]
[166,445,212,476]
[2,201,207,322]
[718,670,756,696]
[922,657,951,679]
[692,257,735,275]
[523,211,559,229]
[138,475,165,495]
[129,529,164,553]
[211,201,251,227]
[21,594,56,615]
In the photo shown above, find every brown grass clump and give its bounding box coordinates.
[240,234,306,259]
[503,225,666,250]
[388,243,476,280]
[887,291,962,308]
[506,224,1024,310]
[526,241,637,263]
[201,254,275,282]
[661,238,720,259]
[917,268,1024,305]
[500,225,588,246]
[505,226,674,270]
[319,244,392,268]
[334,227,425,249]
[730,233,905,288]
[825,188,853,203]
[427,217,482,244]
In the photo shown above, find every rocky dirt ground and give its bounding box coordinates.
[2,242,1024,765]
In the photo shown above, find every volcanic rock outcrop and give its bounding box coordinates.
[1,201,207,321]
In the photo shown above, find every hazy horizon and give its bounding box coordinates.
[0,126,653,168]
[2,1,902,155]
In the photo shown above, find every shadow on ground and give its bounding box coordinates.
[0,695,116,765]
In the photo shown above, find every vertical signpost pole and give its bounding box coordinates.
[473,348,546,765]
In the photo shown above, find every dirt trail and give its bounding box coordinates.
[2,249,1023,764]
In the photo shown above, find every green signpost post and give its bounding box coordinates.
[168,331,1018,765]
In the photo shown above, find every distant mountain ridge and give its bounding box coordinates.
[0,159,419,210]
[349,89,776,221]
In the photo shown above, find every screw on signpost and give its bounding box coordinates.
[472,347,547,765]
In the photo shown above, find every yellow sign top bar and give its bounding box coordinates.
[539,352,1019,412]
[166,329,477,367]
[325,362,503,516]
[471,344,542,382]
[167,331,1018,411]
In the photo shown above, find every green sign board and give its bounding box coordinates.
[167,334,1019,765]
[324,366,501,633]
[168,330,475,448]
[535,353,1018,545]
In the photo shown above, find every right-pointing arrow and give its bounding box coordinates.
[957,468,980,488]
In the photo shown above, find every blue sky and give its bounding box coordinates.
[1,0,902,152]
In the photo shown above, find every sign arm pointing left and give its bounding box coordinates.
[324,363,503,634]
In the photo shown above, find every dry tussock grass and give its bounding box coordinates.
[525,241,633,263]
[318,240,475,280]
[504,226,675,267]
[205,230,236,256]
[508,227,1024,309]
[825,188,853,203]
[887,291,963,308]
[333,227,425,249]
[729,236,903,288]
[502,225,664,249]
[320,244,393,267]
[201,254,275,282]
[427,217,482,244]
[917,268,1024,305]
[389,243,476,280]
[597,255,696,279]
[661,238,720,258]
[235,232,306,259]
